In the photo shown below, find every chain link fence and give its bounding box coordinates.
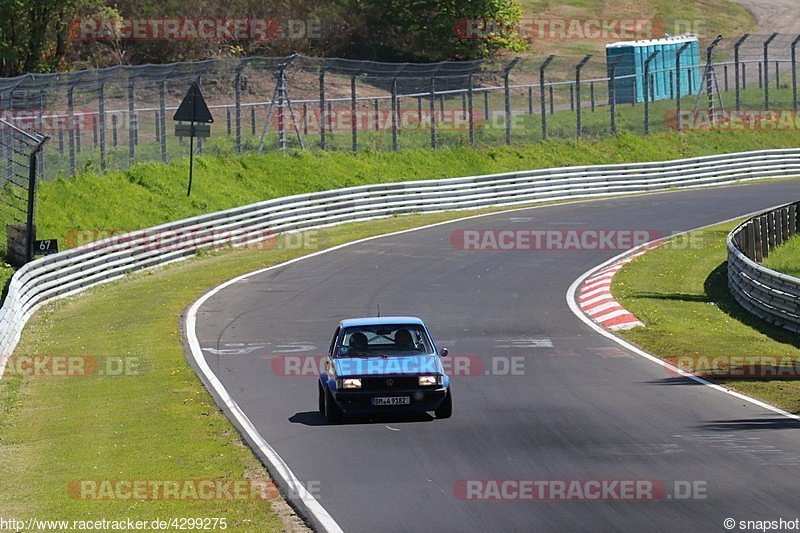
[0,119,47,264]
[1,34,800,181]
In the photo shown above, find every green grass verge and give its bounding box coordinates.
[0,208,506,530]
[763,234,800,279]
[613,221,800,412]
[30,128,800,255]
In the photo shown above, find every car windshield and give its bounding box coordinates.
[337,324,436,357]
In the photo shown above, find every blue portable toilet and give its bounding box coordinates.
[606,35,701,104]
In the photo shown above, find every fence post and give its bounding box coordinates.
[705,36,723,125]
[742,63,747,90]
[127,76,136,166]
[590,81,595,112]
[484,90,489,121]
[234,70,242,153]
[67,86,76,176]
[468,75,475,146]
[429,77,436,149]
[98,80,106,171]
[351,75,357,152]
[527,86,533,115]
[503,58,519,145]
[251,106,256,136]
[539,55,554,140]
[643,50,659,135]
[112,114,118,146]
[676,42,691,131]
[763,33,778,109]
[25,146,43,263]
[575,55,591,138]
[723,64,729,92]
[608,59,618,135]
[303,103,309,135]
[159,80,167,162]
[734,34,749,111]
[226,108,231,135]
[792,35,800,112]
[391,77,398,151]
[319,68,326,150]
[417,96,422,122]
[549,85,554,114]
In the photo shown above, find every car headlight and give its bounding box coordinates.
[418,375,441,386]
[342,378,362,389]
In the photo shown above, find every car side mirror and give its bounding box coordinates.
[441,347,448,357]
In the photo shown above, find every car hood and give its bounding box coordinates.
[333,355,443,377]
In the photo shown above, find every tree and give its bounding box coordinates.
[0,0,104,77]
[349,0,527,61]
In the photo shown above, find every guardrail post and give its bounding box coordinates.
[734,35,749,111]
[575,55,591,138]
[763,33,778,109]
[767,211,776,251]
[643,50,659,135]
[319,68,326,150]
[503,59,519,145]
[675,43,692,131]
[746,220,756,259]
[753,217,763,262]
[539,55,554,140]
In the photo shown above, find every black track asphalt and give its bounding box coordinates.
[190,181,800,532]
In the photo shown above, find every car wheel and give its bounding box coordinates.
[324,386,343,423]
[318,382,325,414]
[435,387,452,419]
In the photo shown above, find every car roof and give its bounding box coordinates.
[339,316,425,328]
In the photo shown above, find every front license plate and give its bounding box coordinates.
[372,396,410,406]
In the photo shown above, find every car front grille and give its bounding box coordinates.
[360,376,420,391]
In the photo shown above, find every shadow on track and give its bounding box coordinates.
[289,410,435,426]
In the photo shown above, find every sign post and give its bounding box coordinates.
[173,82,213,196]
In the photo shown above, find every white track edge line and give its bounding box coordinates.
[566,209,800,423]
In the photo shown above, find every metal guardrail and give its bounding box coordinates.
[727,200,800,333]
[1,148,800,373]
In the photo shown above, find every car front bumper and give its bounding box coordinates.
[332,387,447,414]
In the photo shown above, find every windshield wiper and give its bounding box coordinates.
[339,351,389,359]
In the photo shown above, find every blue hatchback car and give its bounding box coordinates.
[318,317,452,422]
